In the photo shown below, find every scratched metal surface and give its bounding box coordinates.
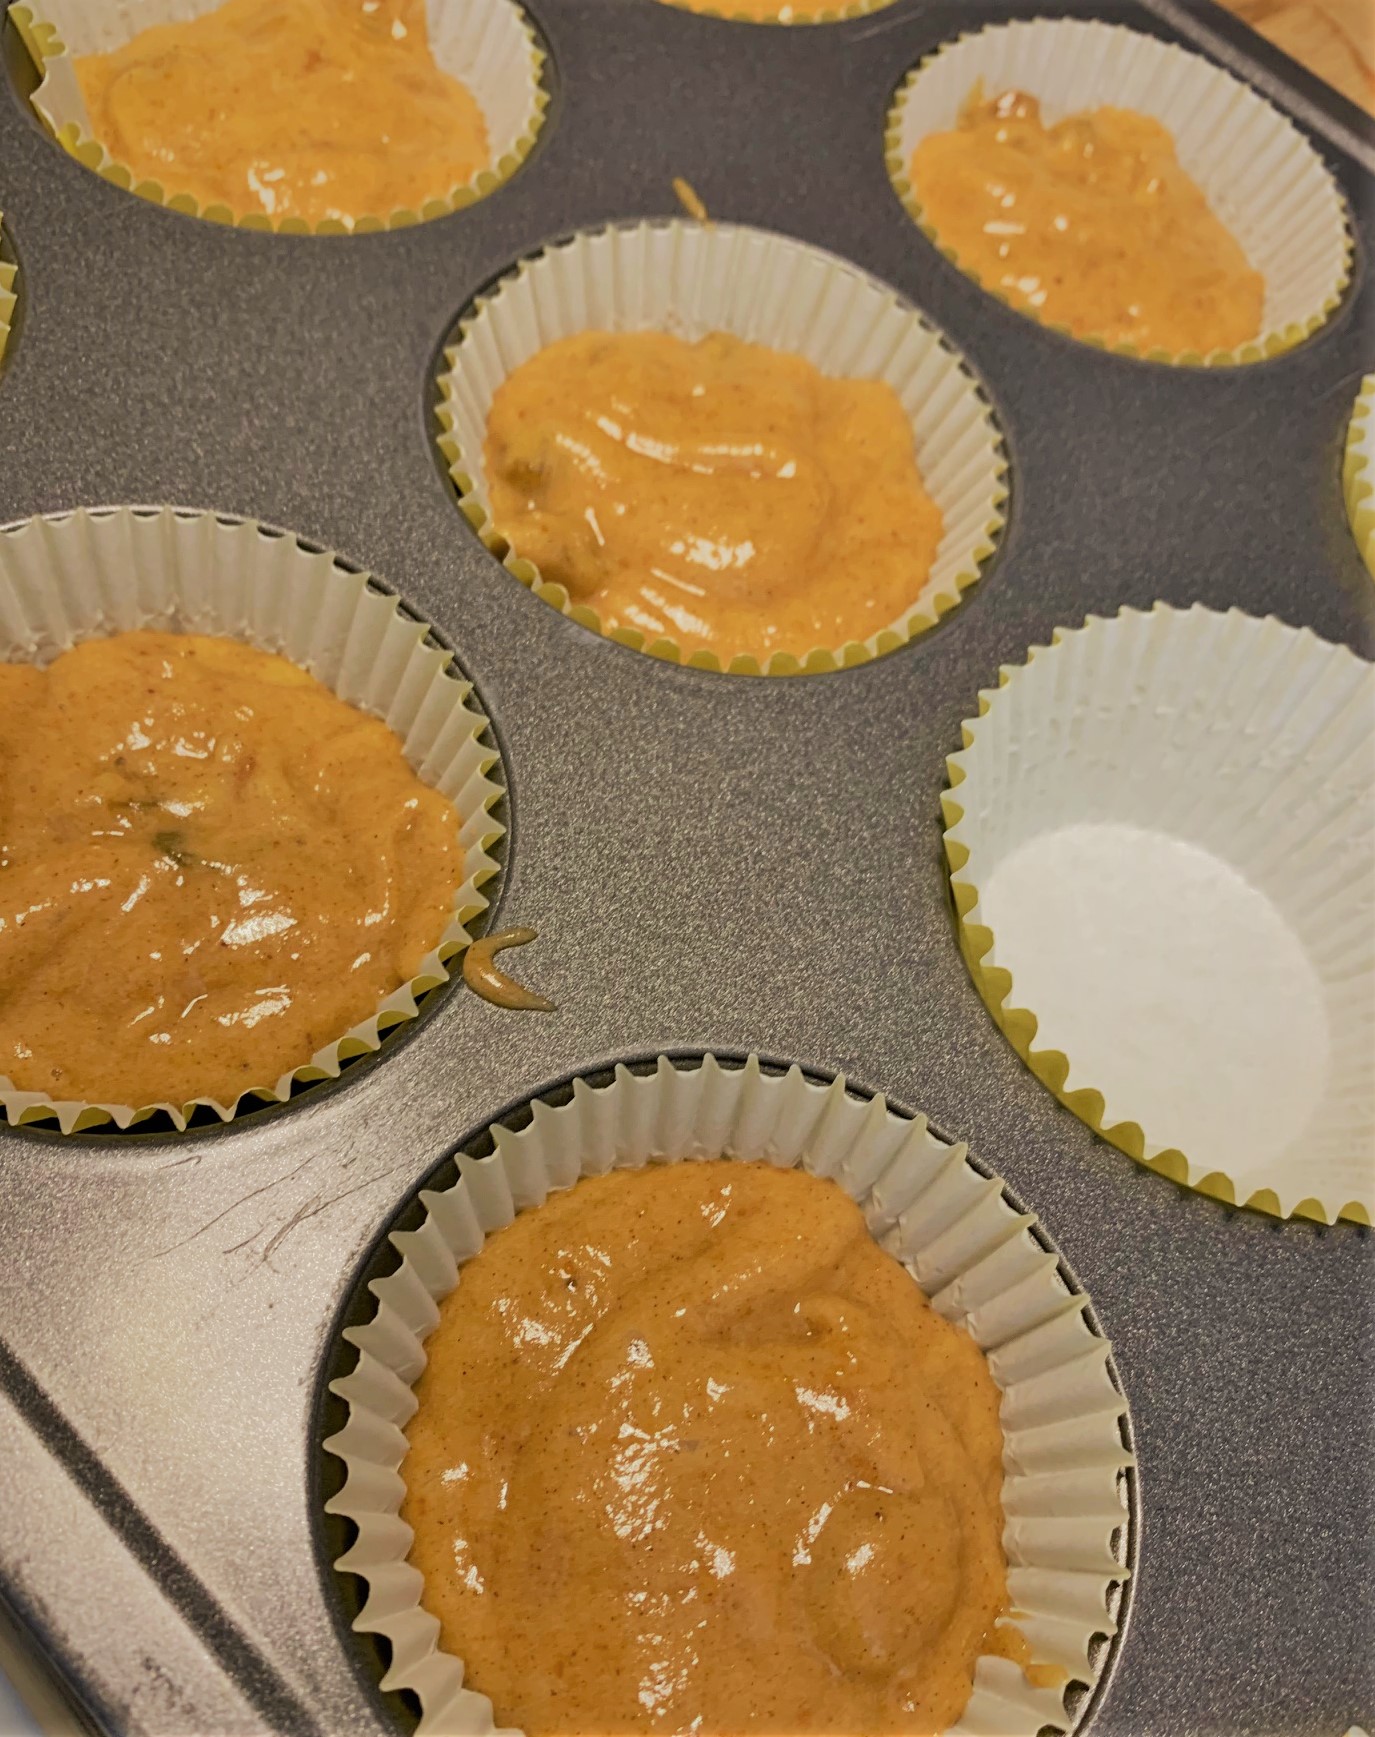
[0,1,1371,1734]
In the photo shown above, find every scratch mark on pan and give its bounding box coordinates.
[847,7,920,42]
[263,1173,398,1266]
[140,1152,319,1261]
[217,1171,399,1268]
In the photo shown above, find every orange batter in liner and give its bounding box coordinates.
[663,0,863,17]
[483,330,945,664]
[0,632,460,1108]
[403,1161,1032,1736]
[910,89,1265,355]
[74,0,490,225]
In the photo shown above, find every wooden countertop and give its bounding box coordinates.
[1216,0,1375,112]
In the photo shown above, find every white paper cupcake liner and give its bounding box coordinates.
[943,604,1375,1224]
[885,16,1352,365]
[0,504,505,1133]
[1344,375,1375,580]
[437,220,1008,675]
[324,1051,1134,1737]
[9,0,547,233]
[0,215,15,364]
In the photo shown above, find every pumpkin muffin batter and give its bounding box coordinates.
[483,330,946,664]
[664,0,859,18]
[910,89,1265,355]
[0,632,460,1108]
[403,1160,1029,1735]
[74,0,490,224]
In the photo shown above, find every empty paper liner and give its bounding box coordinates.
[943,604,1375,1223]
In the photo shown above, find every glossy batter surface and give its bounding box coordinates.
[483,330,945,663]
[0,632,460,1107]
[404,1161,1023,1735]
[74,0,490,224]
[910,90,1265,354]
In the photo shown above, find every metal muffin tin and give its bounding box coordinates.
[0,0,1370,1731]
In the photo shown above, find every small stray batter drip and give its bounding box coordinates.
[462,926,554,1012]
[74,0,490,224]
[403,1161,1037,1735]
[483,330,945,664]
[910,88,1265,355]
[0,632,460,1108]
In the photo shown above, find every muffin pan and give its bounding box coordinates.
[0,1,1371,1734]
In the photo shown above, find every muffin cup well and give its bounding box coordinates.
[885,16,1352,366]
[0,504,505,1133]
[943,604,1375,1224]
[1344,375,1375,579]
[436,220,1008,675]
[8,0,547,233]
[324,1052,1134,1737]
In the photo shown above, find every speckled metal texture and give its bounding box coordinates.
[0,1,1370,1734]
